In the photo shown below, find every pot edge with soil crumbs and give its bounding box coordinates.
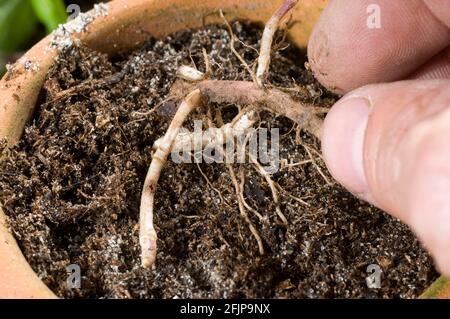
[0,21,438,298]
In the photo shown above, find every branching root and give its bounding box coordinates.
[138,0,325,268]
[227,163,265,255]
[249,154,288,225]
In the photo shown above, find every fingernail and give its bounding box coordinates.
[321,97,370,195]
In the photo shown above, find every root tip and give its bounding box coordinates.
[140,232,158,268]
[141,253,156,268]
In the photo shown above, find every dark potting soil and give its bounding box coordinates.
[0,21,438,298]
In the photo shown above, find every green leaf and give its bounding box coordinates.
[30,0,67,33]
[0,53,6,77]
[420,276,450,299]
[0,0,38,53]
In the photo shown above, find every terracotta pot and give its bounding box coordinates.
[0,0,327,299]
[0,0,447,299]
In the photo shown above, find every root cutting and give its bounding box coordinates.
[139,89,201,267]
[139,0,323,268]
[256,0,299,86]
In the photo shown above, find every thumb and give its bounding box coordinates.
[321,80,450,275]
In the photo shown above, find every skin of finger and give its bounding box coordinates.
[405,109,450,275]
[357,80,450,222]
[410,46,450,80]
[344,80,450,274]
[423,0,450,27]
[308,0,450,94]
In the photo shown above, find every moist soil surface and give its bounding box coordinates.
[0,21,438,298]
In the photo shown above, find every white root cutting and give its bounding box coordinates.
[153,110,257,152]
[140,89,201,268]
[256,0,299,86]
[177,65,206,82]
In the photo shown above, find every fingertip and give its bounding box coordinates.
[308,0,449,93]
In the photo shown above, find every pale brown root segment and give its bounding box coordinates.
[220,10,257,83]
[170,80,323,139]
[239,166,265,222]
[249,154,288,225]
[140,89,202,268]
[227,163,265,255]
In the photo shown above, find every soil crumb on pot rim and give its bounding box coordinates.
[0,21,438,298]
[49,2,109,51]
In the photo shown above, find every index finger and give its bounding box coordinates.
[307,0,450,94]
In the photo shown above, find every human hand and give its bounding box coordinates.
[308,0,450,275]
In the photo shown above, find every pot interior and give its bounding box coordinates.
[0,0,327,298]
